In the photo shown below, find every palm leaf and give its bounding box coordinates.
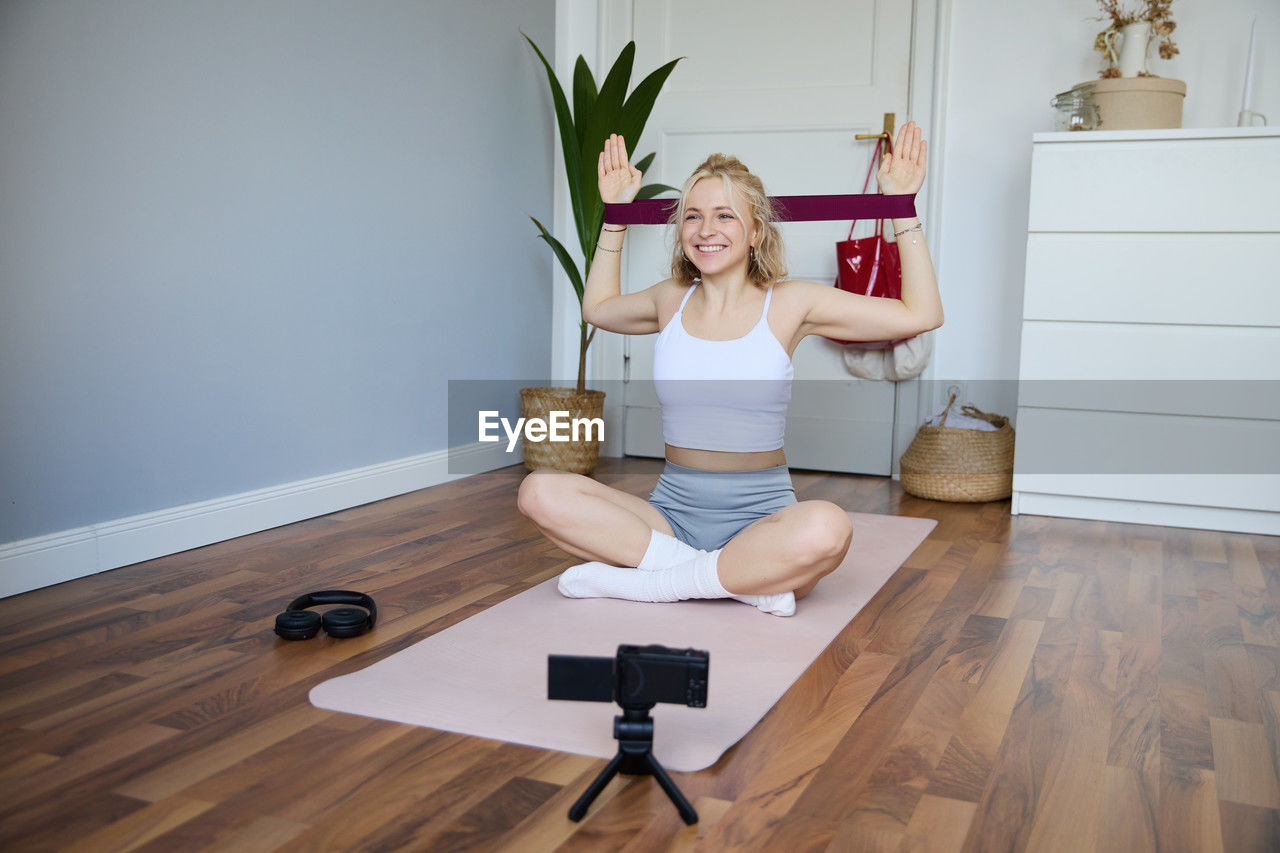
[577,43,635,253]
[580,41,635,151]
[636,183,678,200]
[617,57,683,152]
[530,216,585,305]
[572,56,597,149]
[524,34,585,237]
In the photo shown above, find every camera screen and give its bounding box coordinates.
[547,655,615,702]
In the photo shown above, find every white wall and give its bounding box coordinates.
[935,0,1277,421]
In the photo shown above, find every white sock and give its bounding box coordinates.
[637,529,698,571]
[557,550,716,603]
[559,529,695,581]
[739,589,796,617]
[650,540,788,614]
[558,548,796,617]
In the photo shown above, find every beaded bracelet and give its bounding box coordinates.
[893,223,923,238]
[596,245,622,253]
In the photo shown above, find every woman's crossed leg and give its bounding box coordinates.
[718,501,852,600]
[516,468,852,607]
[517,468,673,567]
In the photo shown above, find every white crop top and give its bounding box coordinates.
[652,284,794,452]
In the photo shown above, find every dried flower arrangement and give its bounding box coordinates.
[1092,0,1179,78]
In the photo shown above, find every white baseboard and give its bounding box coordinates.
[0,441,520,599]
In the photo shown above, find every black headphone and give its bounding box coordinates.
[274,590,377,640]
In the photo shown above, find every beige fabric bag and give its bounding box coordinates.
[841,329,932,381]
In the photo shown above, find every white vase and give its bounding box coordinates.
[1111,21,1152,77]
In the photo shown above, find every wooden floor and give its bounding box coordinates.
[2,458,1278,852]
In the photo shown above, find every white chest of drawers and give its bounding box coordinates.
[1011,127,1280,535]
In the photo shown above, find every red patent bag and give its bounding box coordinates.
[829,137,912,350]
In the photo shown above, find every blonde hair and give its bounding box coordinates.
[669,154,787,288]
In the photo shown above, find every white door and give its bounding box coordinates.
[614,0,916,474]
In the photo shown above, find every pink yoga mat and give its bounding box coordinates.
[309,512,936,772]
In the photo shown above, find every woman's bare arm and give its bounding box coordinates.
[581,134,668,334]
[799,121,944,342]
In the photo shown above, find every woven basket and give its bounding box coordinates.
[899,397,1015,503]
[519,387,606,475]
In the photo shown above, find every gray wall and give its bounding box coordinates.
[0,0,556,543]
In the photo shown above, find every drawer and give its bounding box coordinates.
[1018,321,1280,382]
[1028,136,1280,232]
[1012,407,1280,479]
[1012,473,1280,515]
[1015,379,1280,420]
[1023,233,1280,326]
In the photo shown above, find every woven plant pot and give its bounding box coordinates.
[899,401,1015,503]
[519,387,606,475]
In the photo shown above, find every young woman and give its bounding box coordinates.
[518,123,941,616]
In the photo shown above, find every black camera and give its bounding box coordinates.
[548,644,708,708]
[548,643,709,825]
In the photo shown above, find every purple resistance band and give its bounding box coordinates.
[603,193,916,225]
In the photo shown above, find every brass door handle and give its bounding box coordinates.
[856,113,896,146]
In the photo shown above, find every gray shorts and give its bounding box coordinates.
[648,461,797,552]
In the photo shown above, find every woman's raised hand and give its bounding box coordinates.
[877,121,927,196]
[598,134,643,205]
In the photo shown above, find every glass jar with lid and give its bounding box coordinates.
[1051,83,1101,131]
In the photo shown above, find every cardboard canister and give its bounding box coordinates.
[1082,77,1186,130]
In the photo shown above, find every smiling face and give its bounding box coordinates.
[668,153,786,288]
[679,176,758,279]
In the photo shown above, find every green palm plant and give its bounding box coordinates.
[525,35,681,392]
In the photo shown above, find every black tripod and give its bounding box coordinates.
[568,703,698,825]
